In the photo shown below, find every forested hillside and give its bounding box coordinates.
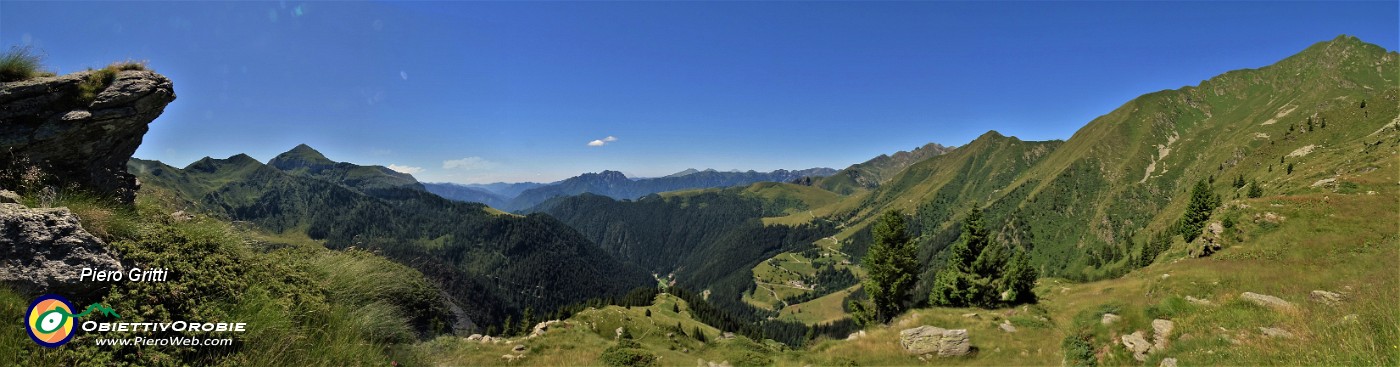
[128,147,653,334]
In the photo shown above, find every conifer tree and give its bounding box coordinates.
[1180,180,1221,242]
[861,210,919,322]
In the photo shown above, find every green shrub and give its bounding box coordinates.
[599,343,658,367]
[0,46,51,82]
[1061,331,1098,367]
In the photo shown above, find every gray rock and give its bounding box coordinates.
[0,70,176,204]
[845,330,866,341]
[1310,290,1343,305]
[1185,295,1215,306]
[0,203,123,298]
[999,321,1017,333]
[0,190,19,204]
[1152,319,1175,351]
[169,210,194,222]
[899,326,970,357]
[1121,331,1151,362]
[1241,292,1295,310]
[466,334,483,341]
[1102,313,1122,325]
[961,312,979,318]
[512,344,526,352]
[1196,222,1224,256]
[1259,327,1295,339]
[530,319,561,337]
[1160,357,1178,367]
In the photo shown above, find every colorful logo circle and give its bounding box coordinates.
[26,294,76,348]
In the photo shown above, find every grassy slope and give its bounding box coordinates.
[0,187,445,365]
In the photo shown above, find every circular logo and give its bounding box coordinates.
[26,294,76,348]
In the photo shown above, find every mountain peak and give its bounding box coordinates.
[269,144,335,171]
[665,168,701,178]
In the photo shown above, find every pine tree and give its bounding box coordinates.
[997,249,1038,304]
[1286,163,1295,175]
[1233,174,1246,189]
[1247,180,1263,198]
[520,307,534,335]
[861,210,920,323]
[692,326,707,342]
[502,315,514,336]
[931,206,1037,308]
[1179,180,1221,242]
[645,309,652,317]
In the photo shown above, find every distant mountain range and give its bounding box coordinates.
[426,167,838,211]
[129,145,652,330]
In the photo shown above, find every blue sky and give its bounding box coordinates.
[3,2,1396,183]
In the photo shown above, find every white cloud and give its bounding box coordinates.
[387,164,423,174]
[588,135,619,147]
[443,156,497,170]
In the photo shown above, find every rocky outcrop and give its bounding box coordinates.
[0,202,122,297]
[1121,331,1152,362]
[1195,221,1224,257]
[899,326,970,357]
[1,69,175,204]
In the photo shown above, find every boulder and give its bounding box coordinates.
[1185,295,1215,306]
[1196,222,1224,257]
[0,190,19,204]
[466,334,483,342]
[999,321,1017,333]
[1101,313,1122,325]
[1310,290,1343,305]
[1152,319,1175,351]
[512,344,526,352]
[530,319,562,337]
[899,326,970,357]
[0,203,123,298]
[1260,326,1288,338]
[845,330,866,341]
[0,70,176,204]
[1120,331,1151,362]
[1241,292,1295,310]
[1259,327,1295,339]
[1160,357,1178,367]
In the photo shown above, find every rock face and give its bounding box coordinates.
[899,326,970,357]
[0,69,176,204]
[0,203,122,297]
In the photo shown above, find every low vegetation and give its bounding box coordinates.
[0,46,53,82]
